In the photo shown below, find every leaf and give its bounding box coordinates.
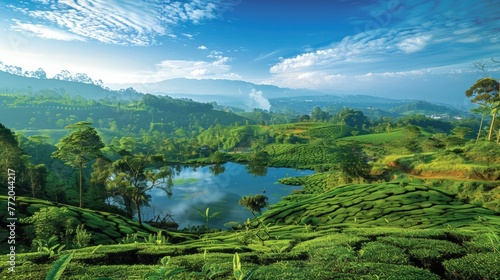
[165,268,186,278]
[209,211,222,218]
[243,267,258,280]
[160,256,171,266]
[91,244,103,254]
[196,208,205,218]
[45,253,73,280]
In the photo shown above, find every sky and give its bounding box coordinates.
[0,0,499,103]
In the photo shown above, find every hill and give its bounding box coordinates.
[1,184,498,279]
[0,71,141,101]
[270,95,469,119]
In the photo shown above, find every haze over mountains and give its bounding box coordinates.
[0,69,471,116]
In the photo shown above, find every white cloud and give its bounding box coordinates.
[397,35,432,53]
[198,45,208,50]
[8,0,231,45]
[190,68,210,76]
[135,53,239,82]
[11,21,85,41]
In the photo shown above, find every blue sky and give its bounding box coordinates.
[0,0,499,103]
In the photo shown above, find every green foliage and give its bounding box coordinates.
[239,194,268,215]
[358,241,410,265]
[45,253,73,280]
[73,224,92,248]
[22,206,78,244]
[52,122,104,208]
[106,152,172,224]
[261,144,336,168]
[233,253,258,280]
[144,256,186,280]
[465,141,500,167]
[465,77,500,141]
[333,143,372,180]
[33,236,66,257]
[196,207,222,231]
[443,252,500,280]
[144,231,169,245]
[121,233,139,244]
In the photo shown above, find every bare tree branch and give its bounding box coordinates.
[474,60,489,77]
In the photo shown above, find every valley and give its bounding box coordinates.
[0,72,499,280]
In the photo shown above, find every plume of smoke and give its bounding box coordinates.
[247,88,271,111]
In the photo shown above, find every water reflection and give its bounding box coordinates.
[142,163,313,229]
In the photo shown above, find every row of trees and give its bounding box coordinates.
[50,122,175,225]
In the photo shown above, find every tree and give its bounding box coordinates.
[298,114,311,122]
[401,125,422,153]
[333,143,372,180]
[239,194,268,217]
[25,163,47,198]
[466,77,500,141]
[89,157,112,210]
[336,109,370,129]
[238,194,269,246]
[0,123,27,192]
[451,126,472,145]
[106,152,172,225]
[470,106,490,143]
[311,107,330,121]
[52,122,105,208]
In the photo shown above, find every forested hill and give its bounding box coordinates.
[0,70,141,101]
[0,91,249,139]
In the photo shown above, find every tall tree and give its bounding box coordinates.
[52,122,104,208]
[470,106,490,143]
[106,152,172,225]
[466,78,500,141]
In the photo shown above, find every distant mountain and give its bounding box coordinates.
[0,71,141,101]
[0,71,472,117]
[108,78,331,110]
[269,94,470,119]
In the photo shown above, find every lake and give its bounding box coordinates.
[142,163,314,229]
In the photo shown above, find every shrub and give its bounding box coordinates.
[443,252,500,280]
[359,241,410,265]
[22,206,78,246]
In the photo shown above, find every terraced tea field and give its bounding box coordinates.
[261,144,337,168]
[0,196,191,253]
[261,182,500,230]
[1,182,499,279]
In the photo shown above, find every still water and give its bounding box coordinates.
[143,163,314,229]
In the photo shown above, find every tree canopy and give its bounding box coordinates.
[465,78,500,141]
[52,122,104,207]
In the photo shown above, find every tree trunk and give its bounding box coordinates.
[135,198,142,225]
[488,109,498,141]
[476,113,484,143]
[79,163,83,208]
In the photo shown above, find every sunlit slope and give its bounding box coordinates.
[0,196,191,251]
[261,183,500,229]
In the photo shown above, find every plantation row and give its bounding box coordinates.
[261,144,337,168]
[261,183,500,229]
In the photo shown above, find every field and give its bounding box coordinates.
[1,182,499,279]
[261,144,337,169]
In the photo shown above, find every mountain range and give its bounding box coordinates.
[0,70,471,116]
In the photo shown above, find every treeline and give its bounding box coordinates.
[0,92,248,136]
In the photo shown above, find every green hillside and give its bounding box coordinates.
[261,183,500,229]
